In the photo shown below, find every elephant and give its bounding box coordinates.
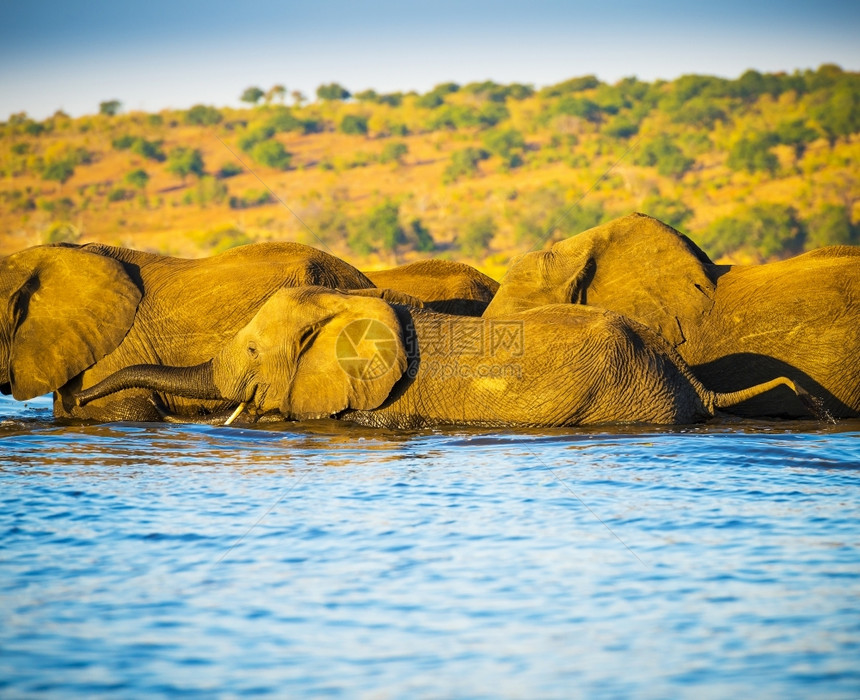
[363,260,499,316]
[0,241,392,422]
[483,212,860,419]
[74,286,819,428]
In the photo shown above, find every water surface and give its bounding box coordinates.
[1,394,859,698]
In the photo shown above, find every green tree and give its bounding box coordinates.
[416,92,445,109]
[634,136,694,178]
[460,215,496,257]
[99,99,121,116]
[291,90,307,106]
[776,119,819,159]
[218,162,243,178]
[250,140,292,169]
[131,138,166,162]
[379,141,408,164]
[355,89,379,103]
[812,85,860,143]
[238,124,276,152]
[603,115,639,139]
[805,205,859,248]
[482,129,525,168]
[727,134,779,175]
[348,200,405,255]
[377,93,403,107]
[125,169,150,189]
[405,218,435,252]
[265,84,287,104]
[316,83,351,101]
[185,104,223,125]
[555,96,601,123]
[43,221,80,244]
[41,158,75,184]
[166,147,205,181]
[640,196,693,230]
[699,203,804,259]
[229,189,274,209]
[241,86,265,105]
[443,147,489,183]
[540,75,600,98]
[340,114,369,135]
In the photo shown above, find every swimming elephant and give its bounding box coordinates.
[0,241,384,421]
[75,286,817,428]
[484,213,860,418]
[363,260,499,316]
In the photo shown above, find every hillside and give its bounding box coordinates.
[1,65,858,279]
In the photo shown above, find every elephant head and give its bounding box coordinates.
[75,287,408,421]
[485,213,718,347]
[0,245,142,399]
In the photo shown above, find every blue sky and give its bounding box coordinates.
[1,0,858,120]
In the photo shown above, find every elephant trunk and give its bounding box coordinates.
[74,361,224,407]
[707,376,830,421]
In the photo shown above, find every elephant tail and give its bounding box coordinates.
[706,377,831,421]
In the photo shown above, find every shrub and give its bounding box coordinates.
[250,139,291,169]
[41,159,75,184]
[124,169,149,189]
[805,205,859,248]
[316,83,351,101]
[99,100,121,116]
[112,134,136,150]
[192,224,254,253]
[126,138,166,162]
[699,203,804,260]
[218,162,243,178]
[775,119,819,158]
[265,109,301,133]
[511,190,605,246]
[539,75,600,98]
[348,200,405,255]
[189,176,228,207]
[634,136,694,178]
[639,196,693,230]
[603,116,639,139]
[460,216,496,257]
[482,129,525,168]
[340,114,369,135]
[166,147,205,180]
[107,187,134,202]
[416,93,445,109]
[238,124,275,152]
[42,221,80,244]
[379,141,408,164]
[555,96,601,122]
[405,218,435,252]
[185,104,223,126]
[727,134,779,175]
[240,87,265,105]
[229,189,274,209]
[443,147,489,183]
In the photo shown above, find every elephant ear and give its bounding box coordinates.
[552,213,717,347]
[274,288,408,420]
[3,246,142,400]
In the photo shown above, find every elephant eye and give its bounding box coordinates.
[247,342,258,359]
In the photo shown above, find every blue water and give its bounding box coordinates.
[1,394,859,698]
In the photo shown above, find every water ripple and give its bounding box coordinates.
[1,395,859,697]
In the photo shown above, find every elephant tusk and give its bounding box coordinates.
[223,402,247,426]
